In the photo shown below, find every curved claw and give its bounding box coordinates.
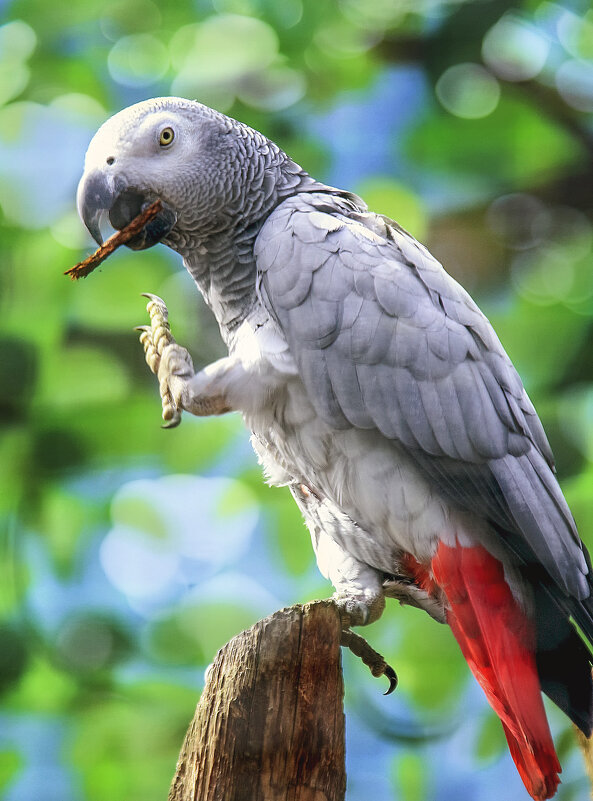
[141,292,166,304]
[135,324,152,346]
[161,403,181,428]
[161,411,182,429]
[141,292,168,319]
[383,665,398,696]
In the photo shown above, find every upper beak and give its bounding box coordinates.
[76,169,117,245]
[76,168,177,250]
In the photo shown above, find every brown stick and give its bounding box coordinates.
[65,200,163,280]
[168,600,346,801]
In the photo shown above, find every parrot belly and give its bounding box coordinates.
[248,373,495,577]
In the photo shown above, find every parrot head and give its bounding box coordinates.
[77,97,261,251]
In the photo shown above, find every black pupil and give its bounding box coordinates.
[162,130,172,142]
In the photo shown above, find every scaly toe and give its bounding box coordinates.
[340,629,398,696]
[153,324,173,354]
[135,324,152,348]
[135,325,160,374]
[333,591,385,627]
[139,294,186,429]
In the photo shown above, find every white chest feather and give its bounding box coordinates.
[229,313,455,573]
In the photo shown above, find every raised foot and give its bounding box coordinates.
[340,629,398,695]
[136,293,194,428]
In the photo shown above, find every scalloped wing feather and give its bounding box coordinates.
[255,192,588,602]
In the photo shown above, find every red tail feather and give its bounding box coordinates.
[410,542,561,800]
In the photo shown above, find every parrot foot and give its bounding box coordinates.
[340,628,398,695]
[137,293,194,428]
[333,591,396,692]
[383,577,446,624]
[333,589,385,627]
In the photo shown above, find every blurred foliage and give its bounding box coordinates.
[1,0,593,799]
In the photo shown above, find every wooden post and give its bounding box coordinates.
[168,600,346,801]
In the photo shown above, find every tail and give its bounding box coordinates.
[430,541,561,801]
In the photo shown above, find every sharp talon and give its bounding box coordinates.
[141,292,166,304]
[383,666,398,695]
[161,413,181,429]
[143,294,169,325]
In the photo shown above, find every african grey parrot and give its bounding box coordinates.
[76,97,593,800]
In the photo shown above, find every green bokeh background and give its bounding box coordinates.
[1,0,593,799]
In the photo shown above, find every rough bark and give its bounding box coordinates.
[168,600,346,801]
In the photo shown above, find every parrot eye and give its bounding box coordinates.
[159,126,175,147]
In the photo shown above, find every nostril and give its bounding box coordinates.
[106,156,115,165]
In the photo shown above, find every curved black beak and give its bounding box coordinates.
[76,169,116,245]
[76,169,176,250]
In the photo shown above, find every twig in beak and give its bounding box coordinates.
[65,199,163,280]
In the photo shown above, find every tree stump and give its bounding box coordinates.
[168,600,346,801]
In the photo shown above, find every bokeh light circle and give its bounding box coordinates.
[482,15,549,81]
[556,59,593,112]
[108,33,169,87]
[435,63,500,119]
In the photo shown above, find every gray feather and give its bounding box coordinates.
[325,348,373,428]
[256,190,587,603]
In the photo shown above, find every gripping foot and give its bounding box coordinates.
[340,629,398,695]
[136,293,193,428]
